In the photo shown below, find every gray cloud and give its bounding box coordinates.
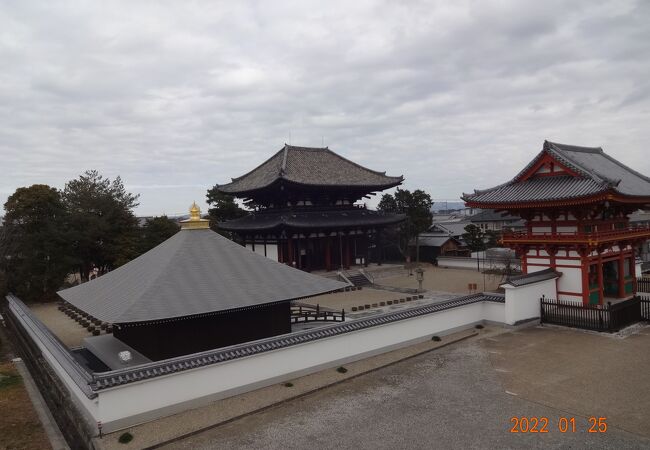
[1,0,649,216]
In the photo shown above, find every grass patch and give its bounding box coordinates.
[118,432,133,444]
[0,362,51,449]
[431,336,441,342]
[336,366,348,374]
[475,324,484,330]
[0,372,22,390]
[284,382,294,387]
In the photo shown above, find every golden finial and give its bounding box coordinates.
[181,202,210,230]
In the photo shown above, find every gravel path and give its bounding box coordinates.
[167,334,649,449]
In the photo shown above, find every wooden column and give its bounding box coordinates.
[345,234,351,269]
[325,237,332,271]
[364,233,369,267]
[287,237,294,267]
[581,256,590,305]
[629,253,637,295]
[296,235,302,270]
[618,251,626,298]
[377,230,383,266]
[597,255,604,304]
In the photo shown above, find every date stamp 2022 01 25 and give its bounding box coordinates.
[510,416,608,434]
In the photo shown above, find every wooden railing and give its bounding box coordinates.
[637,277,650,294]
[503,225,650,244]
[290,304,345,324]
[540,296,643,332]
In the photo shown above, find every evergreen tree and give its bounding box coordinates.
[205,187,248,237]
[1,185,74,301]
[462,224,486,252]
[63,170,139,280]
[377,188,434,257]
[139,216,180,254]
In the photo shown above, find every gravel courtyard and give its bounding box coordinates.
[166,326,650,449]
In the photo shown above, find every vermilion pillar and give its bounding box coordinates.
[597,256,604,304]
[618,252,626,298]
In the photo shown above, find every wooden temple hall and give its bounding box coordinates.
[57,205,346,362]
[217,145,406,271]
[464,141,650,305]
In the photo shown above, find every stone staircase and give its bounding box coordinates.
[344,270,373,287]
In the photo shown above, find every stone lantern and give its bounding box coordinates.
[415,267,424,292]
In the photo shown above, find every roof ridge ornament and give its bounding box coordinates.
[181,202,210,230]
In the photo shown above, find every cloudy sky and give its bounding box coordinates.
[1,0,649,216]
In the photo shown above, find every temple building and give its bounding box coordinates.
[57,204,346,361]
[217,145,405,271]
[463,141,650,305]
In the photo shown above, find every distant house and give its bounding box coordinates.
[469,209,524,232]
[412,233,466,262]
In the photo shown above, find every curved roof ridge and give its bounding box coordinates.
[219,145,403,194]
[318,147,403,179]
[225,147,285,184]
[544,141,610,183]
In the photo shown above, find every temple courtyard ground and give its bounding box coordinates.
[302,265,502,314]
[375,264,503,293]
[159,325,650,449]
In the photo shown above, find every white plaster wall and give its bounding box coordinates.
[556,266,582,293]
[558,293,583,302]
[436,257,520,271]
[568,251,580,257]
[265,244,278,261]
[556,226,577,233]
[526,258,550,266]
[436,257,480,270]
[94,301,505,431]
[526,265,549,273]
[532,227,552,233]
[503,278,557,325]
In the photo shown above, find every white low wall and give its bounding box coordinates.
[437,256,521,272]
[9,295,510,434]
[502,278,556,325]
[94,300,505,431]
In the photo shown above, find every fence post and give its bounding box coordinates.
[607,301,613,332]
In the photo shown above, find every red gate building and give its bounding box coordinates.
[463,141,650,305]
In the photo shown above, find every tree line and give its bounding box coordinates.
[0,171,179,302]
[1,177,437,303]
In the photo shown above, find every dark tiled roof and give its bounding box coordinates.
[503,268,560,287]
[219,208,405,231]
[415,234,459,247]
[463,141,650,206]
[470,209,521,223]
[429,222,470,237]
[57,228,346,323]
[218,145,403,194]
